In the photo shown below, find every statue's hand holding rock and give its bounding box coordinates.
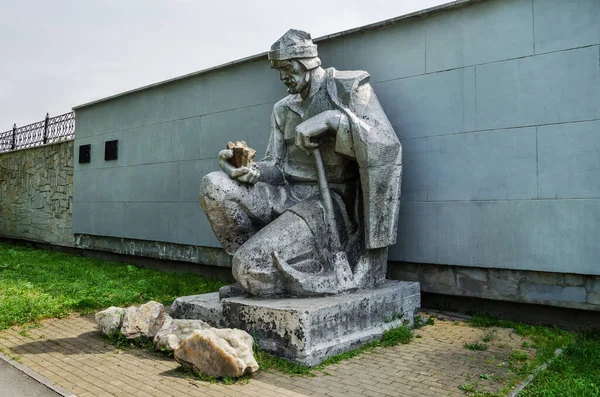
[218,141,259,185]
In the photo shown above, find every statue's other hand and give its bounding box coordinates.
[295,110,341,154]
[236,163,260,185]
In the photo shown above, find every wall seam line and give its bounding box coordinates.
[76,100,276,139]
[474,65,478,131]
[424,18,428,74]
[398,198,600,203]
[376,44,599,84]
[536,126,539,200]
[531,0,536,55]
[425,136,429,203]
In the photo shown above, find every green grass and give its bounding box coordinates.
[464,341,489,351]
[520,330,600,397]
[413,314,435,329]
[469,314,574,366]
[466,314,598,397]
[482,329,497,343]
[0,243,227,331]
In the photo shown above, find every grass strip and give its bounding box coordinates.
[464,314,595,397]
[0,242,226,331]
[519,329,600,397]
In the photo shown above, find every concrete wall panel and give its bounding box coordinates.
[391,202,479,266]
[123,163,179,203]
[122,202,180,243]
[392,200,600,275]
[177,201,220,247]
[178,159,219,202]
[477,46,600,130]
[534,0,600,54]
[426,0,533,72]
[72,201,125,238]
[74,168,127,203]
[375,67,476,139]
[340,21,425,83]
[399,138,427,202]
[426,128,537,201]
[538,120,600,199]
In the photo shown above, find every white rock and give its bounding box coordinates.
[174,328,259,378]
[95,306,126,335]
[120,301,168,339]
[153,318,211,351]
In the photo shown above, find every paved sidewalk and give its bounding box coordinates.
[0,357,61,397]
[0,313,534,397]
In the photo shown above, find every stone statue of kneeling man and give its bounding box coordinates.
[200,29,402,298]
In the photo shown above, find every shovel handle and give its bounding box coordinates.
[312,148,341,251]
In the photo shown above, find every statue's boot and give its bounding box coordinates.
[272,251,355,296]
[218,283,246,299]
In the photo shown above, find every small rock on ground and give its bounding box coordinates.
[95,306,126,335]
[121,301,168,339]
[174,328,259,378]
[153,318,211,351]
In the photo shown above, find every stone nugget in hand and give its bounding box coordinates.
[226,141,256,168]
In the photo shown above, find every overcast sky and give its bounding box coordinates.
[0,0,447,130]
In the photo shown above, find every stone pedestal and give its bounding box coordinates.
[170,280,420,366]
[169,292,226,328]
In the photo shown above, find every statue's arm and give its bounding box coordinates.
[349,81,403,249]
[336,81,401,166]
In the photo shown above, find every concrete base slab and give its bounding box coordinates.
[171,280,420,366]
[169,292,226,327]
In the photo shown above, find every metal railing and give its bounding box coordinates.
[0,112,76,153]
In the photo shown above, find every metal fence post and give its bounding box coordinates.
[11,123,16,150]
[43,112,49,144]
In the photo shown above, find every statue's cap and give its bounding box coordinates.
[268,29,318,61]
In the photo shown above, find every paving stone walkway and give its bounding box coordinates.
[0,313,535,397]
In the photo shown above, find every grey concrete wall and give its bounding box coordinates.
[0,140,74,246]
[73,0,600,276]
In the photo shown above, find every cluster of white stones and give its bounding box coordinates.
[95,301,259,378]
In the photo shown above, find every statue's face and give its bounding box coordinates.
[274,60,310,95]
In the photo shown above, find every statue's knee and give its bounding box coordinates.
[200,171,237,203]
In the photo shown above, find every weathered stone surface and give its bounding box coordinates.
[587,292,600,306]
[174,328,259,378]
[520,283,587,304]
[0,141,74,247]
[586,277,600,293]
[389,263,600,311]
[420,266,455,292]
[563,274,585,287]
[73,234,231,268]
[222,280,420,366]
[456,270,489,296]
[170,292,225,327]
[95,306,126,335]
[525,271,561,285]
[488,275,520,301]
[153,318,211,351]
[121,301,168,339]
